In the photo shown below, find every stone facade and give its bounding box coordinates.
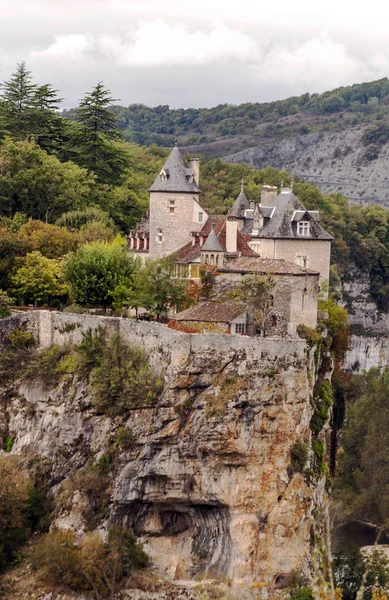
[248,238,331,287]
[149,191,207,260]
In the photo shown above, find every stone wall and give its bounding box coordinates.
[149,191,205,259]
[0,311,40,350]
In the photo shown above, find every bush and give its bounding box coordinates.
[90,333,163,416]
[289,441,309,474]
[23,345,72,388]
[310,380,333,435]
[297,325,321,345]
[109,426,137,450]
[289,587,314,600]
[32,527,148,596]
[0,290,12,318]
[0,457,32,570]
[74,326,106,378]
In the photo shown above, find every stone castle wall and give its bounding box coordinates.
[9,310,306,368]
[149,191,205,259]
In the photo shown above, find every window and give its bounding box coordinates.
[297,255,307,268]
[157,228,163,243]
[297,222,310,237]
[199,212,203,223]
[234,323,246,335]
[169,199,175,214]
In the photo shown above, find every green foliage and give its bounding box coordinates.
[112,257,188,320]
[319,295,350,360]
[23,344,72,388]
[90,333,163,416]
[0,289,12,317]
[66,83,127,185]
[56,206,115,231]
[7,328,36,350]
[65,238,136,307]
[3,436,13,452]
[297,325,322,345]
[310,380,333,436]
[0,138,97,222]
[0,456,50,571]
[31,526,148,595]
[334,547,389,600]
[289,441,309,474]
[109,426,137,450]
[74,326,106,377]
[11,251,68,306]
[289,587,314,600]
[334,368,389,529]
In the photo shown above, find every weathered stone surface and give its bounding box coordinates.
[1,315,327,597]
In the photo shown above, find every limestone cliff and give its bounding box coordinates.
[0,313,331,597]
[341,270,389,371]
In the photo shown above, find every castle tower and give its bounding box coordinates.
[229,179,250,231]
[148,146,208,260]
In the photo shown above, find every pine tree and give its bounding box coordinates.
[0,63,66,153]
[68,83,127,184]
[0,62,37,139]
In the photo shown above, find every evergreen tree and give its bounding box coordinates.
[0,62,37,139]
[0,63,66,153]
[68,83,127,184]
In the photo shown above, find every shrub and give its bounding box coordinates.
[90,333,163,416]
[7,328,36,350]
[0,457,32,570]
[310,381,333,435]
[23,344,72,388]
[109,426,137,450]
[0,290,12,318]
[290,587,314,600]
[3,436,14,452]
[297,325,321,345]
[31,530,84,589]
[74,326,105,378]
[32,527,148,596]
[289,441,309,474]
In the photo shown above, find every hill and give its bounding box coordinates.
[90,78,389,205]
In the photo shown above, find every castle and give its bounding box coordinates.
[128,146,333,334]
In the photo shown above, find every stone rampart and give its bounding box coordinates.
[5,310,306,367]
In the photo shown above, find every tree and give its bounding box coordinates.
[0,63,65,151]
[67,83,127,184]
[18,220,79,258]
[112,258,187,321]
[64,238,136,308]
[0,139,97,221]
[0,290,13,317]
[0,457,31,570]
[229,274,275,336]
[11,251,68,306]
[0,224,32,290]
[0,62,37,140]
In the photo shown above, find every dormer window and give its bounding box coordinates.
[160,169,168,182]
[297,221,310,237]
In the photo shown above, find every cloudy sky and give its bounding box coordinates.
[1,0,388,109]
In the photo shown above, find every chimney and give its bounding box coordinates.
[249,200,255,209]
[188,158,200,185]
[261,185,278,205]
[226,215,238,253]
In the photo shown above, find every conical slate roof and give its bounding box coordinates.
[201,225,224,252]
[149,146,200,193]
[229,182,250,218]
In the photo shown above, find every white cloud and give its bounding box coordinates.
[33,21,256,67]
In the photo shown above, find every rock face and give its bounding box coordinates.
[223,126,389,207]
[1,314,328,595]
[342,270,389,371]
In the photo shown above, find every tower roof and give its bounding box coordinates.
[229,180,250,218]
[201,224,224,252]
[149,146,200,193]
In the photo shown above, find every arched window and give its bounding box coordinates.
[302,288,307,310]
[205,254,209,264]
[210,254,214,265]
[215,255,219,266]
